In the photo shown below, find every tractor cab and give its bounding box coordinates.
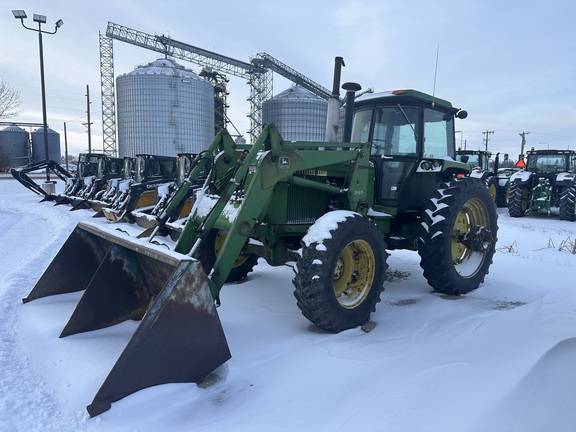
[456,150,491,171]
[351,90,469,213]
[77,153,106,179]
[525,150,576,180]
[96,155,123,179]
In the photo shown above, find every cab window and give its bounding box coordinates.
[375,106,418,156]
[423,108,454,158]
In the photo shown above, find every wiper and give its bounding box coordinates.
[397,104,418,141]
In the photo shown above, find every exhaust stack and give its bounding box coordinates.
[341,82,362,143]
[325,56,345,142]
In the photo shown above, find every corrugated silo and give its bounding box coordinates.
[262,85,327,142]
[0,124,29,167]
[116,58,215,158]
[31,127,60,163]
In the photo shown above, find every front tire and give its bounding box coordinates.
[194,229,258,283]
[293,211,388,332]
[419,177,498,295]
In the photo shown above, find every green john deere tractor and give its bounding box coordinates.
[455,149,509,207]
[23,87,498,416]
[508,149,576,220]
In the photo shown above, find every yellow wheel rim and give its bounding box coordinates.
[214,231,250,268]
[333,240,376,309]
[451,198,489,277]
[489,183,497,202]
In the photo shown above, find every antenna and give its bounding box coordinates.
[432,45,439,107]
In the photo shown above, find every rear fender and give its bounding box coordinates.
[510,170,532,183]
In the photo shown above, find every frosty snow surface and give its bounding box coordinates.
[1,178,575,432]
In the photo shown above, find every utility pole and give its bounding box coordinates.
[63,121,68,172]
[83,84,92,153]
[519,131,530,161]
[482,130,494,152]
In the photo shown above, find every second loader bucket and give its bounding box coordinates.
[25,221,231,417]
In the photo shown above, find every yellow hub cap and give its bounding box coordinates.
[333,240,375,309]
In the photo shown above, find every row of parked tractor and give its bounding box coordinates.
[11,150,212,237]
[13,146,576,227]
[456,148,576,221]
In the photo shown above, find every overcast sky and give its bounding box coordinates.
[2,0,575,159]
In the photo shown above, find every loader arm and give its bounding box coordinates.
[175,123,371,300]
[11,159,73,198]
[154,129,238,229]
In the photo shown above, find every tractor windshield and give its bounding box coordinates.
[527,154,568,174]
[352,106,419,156]
[78,155,100,178]
[456,153,486,169]
[458,154,480,168]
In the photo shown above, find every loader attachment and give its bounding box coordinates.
[25,221,230,417]
[23,224,113,302]
[10,159,73,200]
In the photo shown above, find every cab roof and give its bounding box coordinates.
[355,89,456,112]
[526,149,576,156]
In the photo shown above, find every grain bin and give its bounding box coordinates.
[31,127,60,163]
[0,124,29,168]
[262,85,327,142]
[116,58,214,158]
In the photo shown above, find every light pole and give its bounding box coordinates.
[455,130,464,150]
[12,10,63,187]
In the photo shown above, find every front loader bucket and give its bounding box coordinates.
[23,224,113,302]
[26,221,231,417]
[53,195,72,206]
[69,199,91,211]
[89,202,109,214]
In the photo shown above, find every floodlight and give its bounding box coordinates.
[55,19,64,28]
[33,14,47,24]
[12,10,27,19]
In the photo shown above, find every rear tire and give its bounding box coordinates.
[508,183,528,217]
[559,186,576,221]
[293,211,388,332]
[419,177,498,295]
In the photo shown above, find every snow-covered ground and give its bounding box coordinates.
[1,178,575,432]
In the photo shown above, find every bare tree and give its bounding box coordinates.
[0,77,23,119]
